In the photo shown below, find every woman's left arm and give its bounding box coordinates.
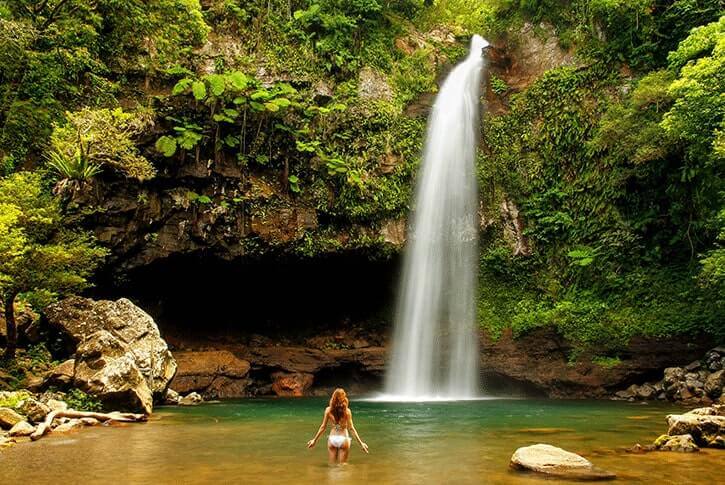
[348,409,369,453]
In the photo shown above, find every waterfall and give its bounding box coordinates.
[384,35,488,400]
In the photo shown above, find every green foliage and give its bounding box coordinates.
[490,74,509,95]
[0,0,209,163]
[46,150,102,184]
[592,356,621,368]
[49,108,156,181]
[0,171,108,305]
[64,388,103,412]
[0,390,32,407]
[478,14,725,353]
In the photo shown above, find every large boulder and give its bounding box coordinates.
[170,351,250,399]
[45,297,177,414]
[510,444,615,480]
[667,412,725,448]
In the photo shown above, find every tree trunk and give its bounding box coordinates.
[3,291,18,360]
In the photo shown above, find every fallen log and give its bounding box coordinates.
[30,409,147,441]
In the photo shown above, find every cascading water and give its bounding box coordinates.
[384,35,489,401]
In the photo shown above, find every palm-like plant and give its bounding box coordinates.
[46,148,102,195]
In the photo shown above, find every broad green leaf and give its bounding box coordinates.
[192,81,207,101]
[155,136,177,157]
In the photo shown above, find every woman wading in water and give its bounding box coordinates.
[307,388,369,464]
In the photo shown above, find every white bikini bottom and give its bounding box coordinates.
[328,435,352,448]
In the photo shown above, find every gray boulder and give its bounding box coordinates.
[510,444,615,480]
[45,297,177,414]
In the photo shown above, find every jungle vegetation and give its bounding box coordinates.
[0,0,723,360]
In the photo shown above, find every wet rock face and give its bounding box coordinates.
[170,351,251,399]
[271,372,314,397]
[45,297,177,414]
[480,327,711,398]
[510,444,615,480]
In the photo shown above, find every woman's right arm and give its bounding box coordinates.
[307,407,329,448]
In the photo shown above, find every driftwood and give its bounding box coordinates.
[30,409,147,441]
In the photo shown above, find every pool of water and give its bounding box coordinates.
[3,398,724,484]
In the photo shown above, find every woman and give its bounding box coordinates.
[306,388,369,464]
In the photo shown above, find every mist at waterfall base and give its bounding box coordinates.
[378,36,489,402]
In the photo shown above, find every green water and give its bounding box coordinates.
[3,398,724,484]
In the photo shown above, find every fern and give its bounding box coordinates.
[46,149,102,182]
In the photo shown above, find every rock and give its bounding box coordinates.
[352,339,370,349]
[271,372,314,397]
[178,392,203,406]
[53,418,83,433]
[509,444,615,480]
[80,417,100,426]
[16,398,50,423]
[44,359,75,389]
[358,67,393,102]
[8,420,35,437]
[685,360,702,372]
[0,435,15,449]
[686,405,724,416]
[637,383,657,400]
[45,297,177,414]
[45,399,68,412]
[705,370,725,399]
[170,351,250,399]
[667,413,725,447]
[164,388,180,405]
[0,408,25,430]
[654,434,699,452]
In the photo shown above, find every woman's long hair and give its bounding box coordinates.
[329,388,348,424]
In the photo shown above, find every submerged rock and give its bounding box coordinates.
[653,434,699,452]
[45,297,177,414]
[510,444,615,480]
[0,408,25,430]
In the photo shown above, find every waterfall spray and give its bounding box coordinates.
[384,35,488,400]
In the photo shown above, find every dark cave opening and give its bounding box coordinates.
[96,252,400,345]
